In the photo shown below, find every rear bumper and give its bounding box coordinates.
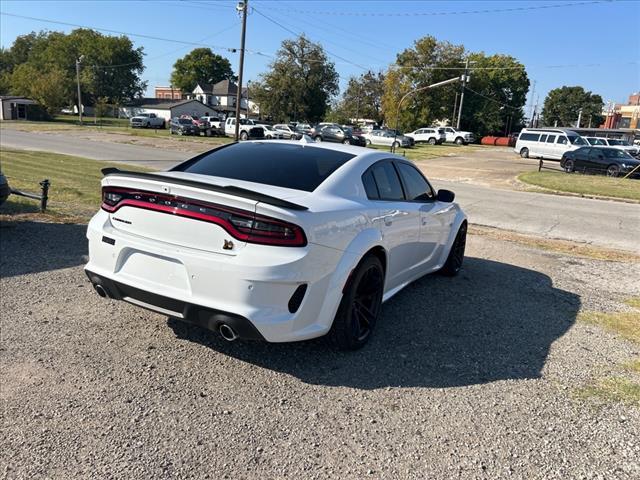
[85,270,265,340]
[85,210,346,342]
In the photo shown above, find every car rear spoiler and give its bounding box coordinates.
[100,168,309,211]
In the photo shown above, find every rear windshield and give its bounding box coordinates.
[173,142,355,192]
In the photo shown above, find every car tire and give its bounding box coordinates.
[240,131,249,141]
[428,137,437,145]
[455,137,465,145]
[342,139,350,145]
[365,139,372,146]
[328,255,384,351]
[170,130,175,135]
[314,136,322,143]
[161,121,166,129]
[520,147,529,158]
[564,159,575,173]
[145,122,150,128]
[439,222,467,277]
[392,141,400,149]
[606,164,620,177]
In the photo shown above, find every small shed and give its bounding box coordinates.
[0,96,38,120]
[120,98,216,121]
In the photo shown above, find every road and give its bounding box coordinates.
[2,129,639,253]
[0,128,186,165]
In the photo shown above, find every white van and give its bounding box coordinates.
[514,128,587,160]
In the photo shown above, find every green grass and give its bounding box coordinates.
[575,299,640,407]
[0,149,150,222]
[368,142,484,161]
[519,171,640,201]
[576,378,640,406]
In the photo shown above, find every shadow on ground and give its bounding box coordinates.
[0,220,87,277]
[169,257,580,389]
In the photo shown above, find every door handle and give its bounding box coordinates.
[421,217,428,226]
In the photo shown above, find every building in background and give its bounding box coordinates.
[601,92,640,129]
[154,86,184,100]
[188,80,259,118]
[0,96,37,120]
[120,98,214,121]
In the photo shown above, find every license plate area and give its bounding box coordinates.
[115,249,190,294]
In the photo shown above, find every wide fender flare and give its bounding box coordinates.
[315,228,385,330]
[438,207,468,266]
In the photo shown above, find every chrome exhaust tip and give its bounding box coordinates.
[94,284,107,298]
[219,324,239,342]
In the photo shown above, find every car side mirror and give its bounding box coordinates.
[437,189,455,203]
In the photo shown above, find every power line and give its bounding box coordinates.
[0,11,245,54]
[258,0,614,17]
[252,7,369,72]
[463,86,523,111]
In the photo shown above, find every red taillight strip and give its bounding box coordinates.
[102,187,306,247]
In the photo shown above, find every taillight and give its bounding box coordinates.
[101,187,306,247]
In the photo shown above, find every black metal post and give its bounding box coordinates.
[39,179,50,212]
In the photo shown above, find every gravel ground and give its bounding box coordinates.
[1,221,639,479]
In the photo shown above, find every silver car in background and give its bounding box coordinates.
[363,129,412,148]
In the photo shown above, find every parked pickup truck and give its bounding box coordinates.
[130,113,165,128]
[224,117,265,140]
[434,126,475,145]
[201,116,225,136]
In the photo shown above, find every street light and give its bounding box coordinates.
[391,76,463,152]
[75,55,85,124]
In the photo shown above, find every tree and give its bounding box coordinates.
[381,36,529,135]
[251,35,339,122]
[339,71,385,123]
[2,29,146,108]
[541,86,604,128]
[10,64,73,115]
[170,48,234,93]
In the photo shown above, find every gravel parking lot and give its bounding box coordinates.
[1,221,639,479]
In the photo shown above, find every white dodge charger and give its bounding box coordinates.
[85,140,467,350]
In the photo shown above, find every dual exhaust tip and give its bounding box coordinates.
[218,324,239,342]
[92,282,239,342]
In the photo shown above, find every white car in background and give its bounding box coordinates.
[406,127,446,145]
[85,141,467,350]
[584,137,639,158]
[273,124,300,140]
[260,125,285,139]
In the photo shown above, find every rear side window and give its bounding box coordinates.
[362,170,380,199]
[397,162,434,201]
[540,134,548,142]
[557,136,568,145]
[546,135,556,143]
[370,162,404,201]
[520,133,540,142]
[173,143,354,192]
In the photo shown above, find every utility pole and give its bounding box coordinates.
[528,80,536,127]
[234,0,248,141]
[75,55,84,125]
[451,91,458,125]
[456,58,470,129]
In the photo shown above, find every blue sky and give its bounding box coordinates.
[1,0,639,114]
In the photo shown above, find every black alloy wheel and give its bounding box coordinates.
[564,159,575,173]
[329,255,384,350]
[440,222,467,277]
[607,164,620,177]
[343,139,351,145]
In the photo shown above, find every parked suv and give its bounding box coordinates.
[130,113,165,129]
[406,127,446,145]
[170,117,198,135]
[311,125,366,146]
